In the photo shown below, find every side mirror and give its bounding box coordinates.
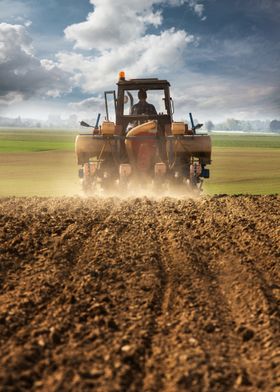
[80,121,91,127]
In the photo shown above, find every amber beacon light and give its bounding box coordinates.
[119,70,126,80]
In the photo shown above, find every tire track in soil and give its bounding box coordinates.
[213,196,280,390]
[143,196,280,392]
[215,254,280,391]
[0,198,117,391]
[143,199,245,392]
[0,198,168,392]
[224,195,280,319]
[32,200,133,392]
[187,195,279,391]
[97,198,167,392]
[43,198,168,392]
[194,196,280,391]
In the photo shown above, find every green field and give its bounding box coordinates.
[0,129,76,152]
[0,129,279,196]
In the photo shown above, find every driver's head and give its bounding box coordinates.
[138,89,147,100]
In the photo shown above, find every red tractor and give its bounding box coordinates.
[75,71,211,194]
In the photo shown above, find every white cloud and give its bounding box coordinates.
[0,91,23,105]
[69,96,104,113]
[13,16,32,27]
[58,28,193,93]
[24,20,32,27]
[194,3,204,16]
[65,0,165,50]
[171,72,280,121]
[166,0,206,19]
[64,0,205,51]
[0,23,72,105]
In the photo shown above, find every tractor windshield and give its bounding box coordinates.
[123,89,168,116]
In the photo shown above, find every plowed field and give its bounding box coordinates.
[0,196,279,392]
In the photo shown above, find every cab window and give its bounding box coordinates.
[123,89,167,115]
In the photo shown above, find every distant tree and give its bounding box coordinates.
[270,120,280,132]
[205,120,214,132]
[15,116,22,127]
[225,118,241,131]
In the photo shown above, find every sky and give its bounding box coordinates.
[0,0,279,123]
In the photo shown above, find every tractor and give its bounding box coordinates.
[75,71,211,195]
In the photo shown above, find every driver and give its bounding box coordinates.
[130,89,157,116]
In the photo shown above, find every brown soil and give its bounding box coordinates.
[0,195,279,392]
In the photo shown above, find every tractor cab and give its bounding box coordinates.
[104,73,173,135]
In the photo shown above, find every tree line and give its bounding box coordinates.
[204,119,280,133]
